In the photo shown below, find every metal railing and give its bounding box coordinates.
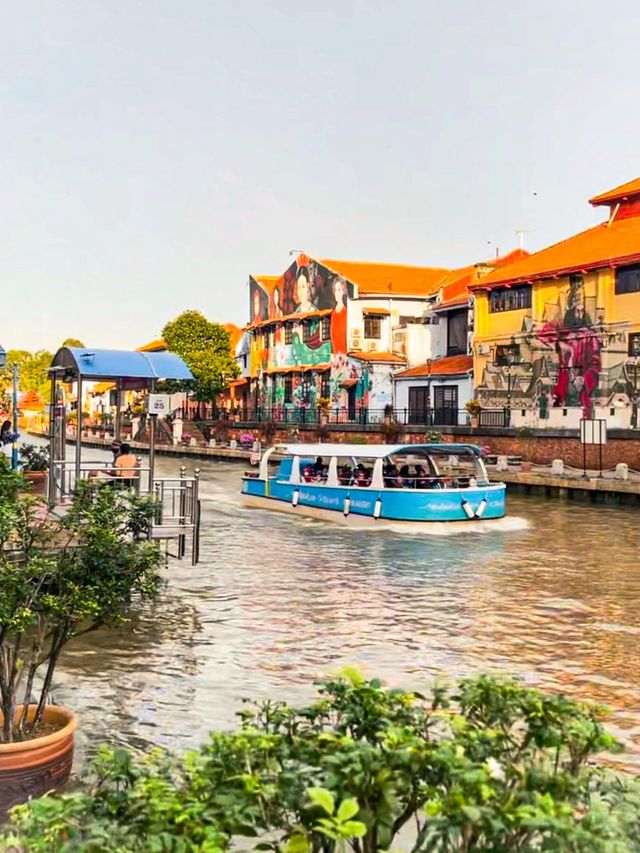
[49,460,201,565]
[149,467,201,565]
[177,406,511,429]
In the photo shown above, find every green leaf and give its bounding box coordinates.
[339,821,367,838]
[284,832,309,853]
[307,787,335,815]
[336,798,359,823]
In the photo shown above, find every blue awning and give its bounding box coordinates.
[50,347,193,384]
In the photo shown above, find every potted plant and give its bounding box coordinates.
[0,468,161,816]
[317,396,331,425]
[19,444,49,496]
[465,399,482,428]
[515,425,536,471]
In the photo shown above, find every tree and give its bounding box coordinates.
[162,310,239,402]
[0,349,53,405]
[60,338,85,348]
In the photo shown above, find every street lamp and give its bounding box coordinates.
[426,358,433,426]
[0,346,19,469]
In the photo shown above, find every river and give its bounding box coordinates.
[49,449,640,771]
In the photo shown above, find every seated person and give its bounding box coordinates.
[414,464,429,488]
[355,469,370,487]
[302,465,314,482]
[398,464,414,488]
[113,443,138,487]
[383,463,399,487]
[312,456,324,476]
[338,466,351,486]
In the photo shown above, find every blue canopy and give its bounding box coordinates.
[50,347,193,383]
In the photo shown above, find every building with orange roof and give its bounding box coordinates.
[471,178,640,429]
[244,249,527,423]
[391,250,527,423]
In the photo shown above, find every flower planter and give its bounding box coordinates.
[470,415,479,428]
[0,705,77,818]
[520,460,533,472]
[22,471,47,496]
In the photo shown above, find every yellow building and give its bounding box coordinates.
[470,177,640,429]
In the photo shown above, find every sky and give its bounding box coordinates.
[1,0,640,351]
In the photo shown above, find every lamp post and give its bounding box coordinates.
[426,358,433,426]
[0,346,19,469]
[632,356,639,429]
[505,364,512,427]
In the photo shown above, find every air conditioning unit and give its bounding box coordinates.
[477,343,490,355]
[349,334,363,351]
[367,341,379,352]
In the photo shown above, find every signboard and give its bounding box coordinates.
[580,419,607,445]
[146,394,171,416]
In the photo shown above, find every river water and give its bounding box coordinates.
[51,450,640,771]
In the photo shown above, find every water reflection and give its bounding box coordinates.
[51,452,640,770]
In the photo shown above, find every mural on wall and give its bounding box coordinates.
[477,276,635,418]
[248,255,365,410]
[250,256,354,352]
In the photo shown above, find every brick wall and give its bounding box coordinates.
[222,425,640,469]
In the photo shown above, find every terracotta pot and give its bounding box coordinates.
[520,460,533,472]
[470,415,479,428]
[22,471,47,496]
[0,705,78,818]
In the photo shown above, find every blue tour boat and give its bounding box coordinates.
[241,443,506,524]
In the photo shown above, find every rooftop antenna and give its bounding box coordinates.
[289,248,304,256]
[516,229,527,251]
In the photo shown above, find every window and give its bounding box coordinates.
[616,264,640,295]
[447,309,468,355]
[364,316,382,339]
[489,284,532,313]
[398,316,422,326]
[284,324,293,345]
[320,372,331,399]
[629,333,640,357]
[494,344,521,366]
[321,316,331,340]
[302,322,312,344]
[433,386,459,426]
[284,376,293,404]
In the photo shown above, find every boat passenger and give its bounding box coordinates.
[302,465,315,482]
[312,456,324,476]
[355,469,370,487]
[399,464,414,488]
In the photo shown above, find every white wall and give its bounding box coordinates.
[393,374,474,415]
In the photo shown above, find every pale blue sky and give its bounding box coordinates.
[1,0,639,350]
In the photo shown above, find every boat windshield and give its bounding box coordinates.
[384,447,488,489]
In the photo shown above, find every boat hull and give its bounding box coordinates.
[242,478,506,523]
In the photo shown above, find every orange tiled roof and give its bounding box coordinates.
[348,351,406,363]
[589,177,640,206]
[469,215,640,290]
[137,338,166,352]
[321,259,450,296]
[394,354,473,379]
[252,274,280,288]
[433,249,529,304]
[224,323,243,351]
[249,308,333,330]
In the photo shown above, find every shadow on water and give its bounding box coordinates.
[49,451,640,771]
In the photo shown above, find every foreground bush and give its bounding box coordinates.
[3,671,640,851]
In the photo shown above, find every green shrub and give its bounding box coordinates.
[3,671,640,851]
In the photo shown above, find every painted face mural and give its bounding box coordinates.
[248,256,361,412]
[478,278,604,420]
[250,257,354,326]
[250,281,269,323]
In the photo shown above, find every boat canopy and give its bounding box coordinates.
[275,443,482,458]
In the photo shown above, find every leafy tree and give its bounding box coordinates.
[0,472,161,745]
[161,310,239,402]
[4,671,640,851]
[60,338,85,348]
[0,349,53,404]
